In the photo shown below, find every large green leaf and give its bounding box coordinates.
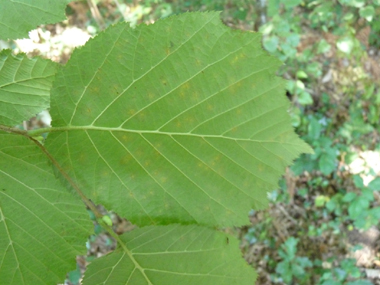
[0,133,92,284]
[0,50,58,126]
[0,0,71,40]
[83,224,256,284]
[46,12,312,227]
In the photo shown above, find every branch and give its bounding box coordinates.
[1,123,147,278]
[87,0,106,30]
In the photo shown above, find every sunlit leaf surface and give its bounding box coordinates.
[47,12,312,227]
[83,225,256,285]
[0,133,92,284]
[0,50,57,126]
[0,0,71,40]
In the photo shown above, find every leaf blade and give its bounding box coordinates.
[0,0,71,40]
[0,50,58,126]
[0,133,92,284]
[83,225,257,285]
[47,12,312,227]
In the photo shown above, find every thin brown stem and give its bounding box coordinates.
[87,0,106,30]
[0,125,103,219]
[1,125,152,282]
[0,125,28,135]
[29,136,99,212]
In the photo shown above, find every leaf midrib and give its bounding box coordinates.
[36,125,300,145]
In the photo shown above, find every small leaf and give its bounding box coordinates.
[369,177,380,191]
[275,261,292,283]
[267,0,281,17]
[353,175,364,188]
[282,237,298,259]
[296,70,308,79]
[341,0,365,7]
[315,195,329,207]
[295,256,312,267]
[0,133,92,284]
[291,263,305,277]
[343,192,357,202]
[298,91,313,105]
[283,0,302,9]
[0,50,58,126]
[337,37,354,54]
[0,0,71,40]
[359,6,375,21]
[101,215,113,226]
[263,36,279,53]
[317,39,331,54]
[82,225,257,284]
[361,188,374,201]
[348,196,370,219]
[318,153,336,175]
[308,117,321,139]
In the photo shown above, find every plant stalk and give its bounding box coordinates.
[0,123,152,283]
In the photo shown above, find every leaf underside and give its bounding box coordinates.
[83,224,257,285]
[0,50,58,126]
[0,0,71,40]
[47,12,312,227]
[0,133,92,284]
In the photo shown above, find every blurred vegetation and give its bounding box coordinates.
[3,0,379,284]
